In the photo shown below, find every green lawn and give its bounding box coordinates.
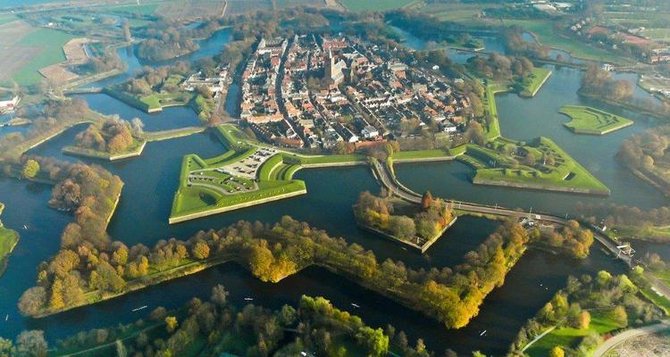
[0,203,19,264]
[98,3,159,16]
[420,3,497,22]
[483,83,510,140]
[171,128,309,220]
[13,28,75,86]
[0,14,16,25]
[526,312,623,357]
[392,149,454,160]
[519,67,552,97]
[559,105,633,135]
[501,19,629,64]
[340,0,417,12]
[465,137,610,194]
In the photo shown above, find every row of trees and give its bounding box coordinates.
[21,214,528,330]
[579,202,670,227]
[45,286,434,357]
[510,271,663,356]
[75,118,144,154]
[468,53,535,82]
[354,191,455,242]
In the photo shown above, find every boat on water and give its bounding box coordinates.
[351,303,360,308]
[244,297,254,301]
[131,305,148,312]
[479,330,487,336]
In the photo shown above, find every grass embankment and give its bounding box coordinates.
[103,87,192,113]
[519,67,552,97]
[0,203,19,276]
[62,139,147,161]
[462,137,610,195]
[559,105,633,135]
[483,83,509,140]
[525,312,624,357]
[170,127,309,223]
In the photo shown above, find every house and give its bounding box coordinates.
[361,125,379,139]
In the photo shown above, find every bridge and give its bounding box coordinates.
[370,158,634,267]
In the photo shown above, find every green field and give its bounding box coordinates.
[526,312,623,356]
[419,3,497,22]
[0,14,16,25]
[171,126,309,221]
[501,19,629,64]
[340,0,417,12]
[559,105,633,135]
[13,28,75,86]
[0,203,19,268]
[519,67,552,97]
[98,3,159,16]
[464,137,610,195]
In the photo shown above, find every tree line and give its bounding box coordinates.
[20,214,529,331]
[74,118,144,154]
[528,220,594,259]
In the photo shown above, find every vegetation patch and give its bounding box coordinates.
[618,125,670,196]
[0,203,19,275]
[170,126,308,223]
[353,191,457,252]
[340,0,417,12]
[512,271,663,357]
[560,105,633,135]
[461,137,610,195]
[519,67,552,97]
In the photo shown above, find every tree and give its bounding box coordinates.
[15,330,47,357]
[549,346,565,357]
[22,159,40,179]
[191,241,210,260]
[421,191,434,210]
[165,316,178,333]
[211,284,229,307]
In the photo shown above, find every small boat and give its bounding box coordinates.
[131,305,147,312]
[4,314,7,321]
[479,330,487,336]
[22,225,28,230]
[351,303,360,308]
[401,247,407,251]
[244,297,254,301]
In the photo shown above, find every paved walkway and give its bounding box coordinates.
[592,320,670,357]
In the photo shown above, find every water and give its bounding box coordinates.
[389,25,506,64]
[0,23,664,356]
[398,66,666,215]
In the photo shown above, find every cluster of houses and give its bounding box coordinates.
[239,34,473,150]
[181,65,230,98]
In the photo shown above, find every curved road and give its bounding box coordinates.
[592,320,670,357]
[371,159,631,265]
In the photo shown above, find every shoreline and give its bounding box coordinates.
[62,140,147,161]
[168,188,307,224]
[472,177,611,196]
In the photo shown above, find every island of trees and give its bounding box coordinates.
[19,214,529,331]
[63,118,146,160]
[618,125,670,196]
[353,191,456,252]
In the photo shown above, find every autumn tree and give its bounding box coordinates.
[22,159,40,179]
[165,316,178,333]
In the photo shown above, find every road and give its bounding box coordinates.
[371,158,632,267]
[592,320,670,357]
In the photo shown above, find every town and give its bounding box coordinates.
[240,34,474,150]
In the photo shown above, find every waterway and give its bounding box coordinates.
[0,24,665,356]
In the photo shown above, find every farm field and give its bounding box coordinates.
[6,26,75,86]
[157,0,226,19]
[340,0,417,12]
[559,105,633,135]
[419,2,497,22]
